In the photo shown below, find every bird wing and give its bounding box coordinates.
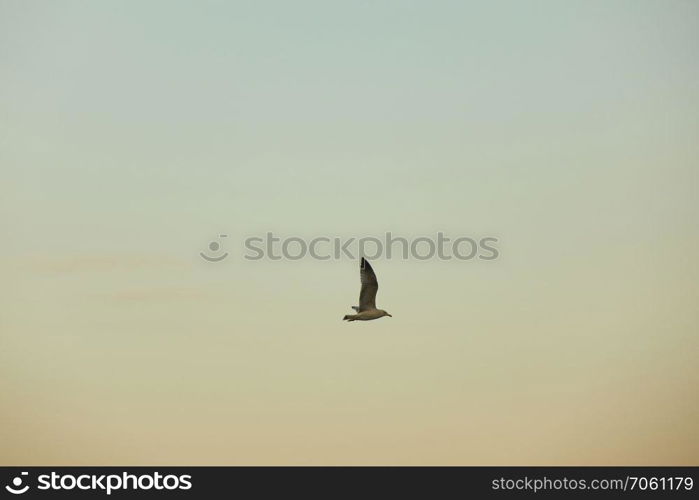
[358,257,378,311]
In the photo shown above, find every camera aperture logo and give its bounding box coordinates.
[200,234,229,262]
[5,472,29,495]
[4,471,192,495]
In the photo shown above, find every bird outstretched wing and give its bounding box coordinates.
[358,257,378,311]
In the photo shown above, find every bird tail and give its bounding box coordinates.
[343,314,357,321]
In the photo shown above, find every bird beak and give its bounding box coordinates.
[387,313,392,317]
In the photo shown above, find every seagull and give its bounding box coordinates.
[343,258,392,322]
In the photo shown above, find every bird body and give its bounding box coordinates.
[343,309,390,321]
[342,258,392,322]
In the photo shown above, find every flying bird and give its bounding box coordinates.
[343,258,392,322]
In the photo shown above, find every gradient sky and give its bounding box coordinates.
[1,0,697,464]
